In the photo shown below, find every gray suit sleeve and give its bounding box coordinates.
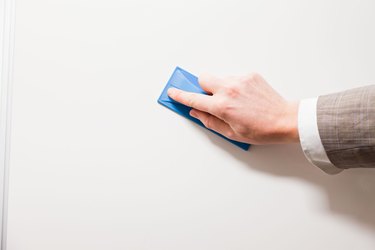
[317,85,375,169]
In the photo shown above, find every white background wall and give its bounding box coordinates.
[6,0,375,249]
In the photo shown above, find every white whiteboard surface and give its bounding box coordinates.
[6,0,375,249]
[0,0,15,248]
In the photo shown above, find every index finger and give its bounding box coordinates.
[168,88,214,114]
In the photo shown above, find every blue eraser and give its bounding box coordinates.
[158,67,250,151]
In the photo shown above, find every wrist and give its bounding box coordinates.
[274,101,300,144]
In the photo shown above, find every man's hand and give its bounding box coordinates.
[167,73,299,144]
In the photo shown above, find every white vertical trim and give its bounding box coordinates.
[0,0,15,249]
[298,98,342,175]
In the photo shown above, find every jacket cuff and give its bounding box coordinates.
[298,98,343,174]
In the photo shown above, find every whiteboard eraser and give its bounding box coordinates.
[158,67,250,151]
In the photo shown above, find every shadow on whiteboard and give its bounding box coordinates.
[193,124,375,232]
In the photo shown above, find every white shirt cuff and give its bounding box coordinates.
[298,98,343,175]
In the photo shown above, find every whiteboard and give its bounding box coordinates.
[6,0,375,249]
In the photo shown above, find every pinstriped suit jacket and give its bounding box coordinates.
[317,85,375,169]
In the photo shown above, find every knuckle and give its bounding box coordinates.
[219,109,229,120]
[205,117,213,129]
[224,85,240,98]
[215,100,230,118]
[224,130,235,139]
[203,116,214,129]
[221,109,232,120]
[186,95,195,107]
[211,100,223,114]
[249,72,261,80]
[243,72,261,84]
[234,125,249,136]
[222,102,234,118]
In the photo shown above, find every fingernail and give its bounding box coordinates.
[190,110,197,118]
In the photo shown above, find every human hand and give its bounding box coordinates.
[167,73,299,145]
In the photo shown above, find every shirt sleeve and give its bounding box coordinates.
[298,98,343,174]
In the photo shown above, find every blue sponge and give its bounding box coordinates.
[158,67,250,151]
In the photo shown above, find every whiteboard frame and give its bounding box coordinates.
[0,0,15,249]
